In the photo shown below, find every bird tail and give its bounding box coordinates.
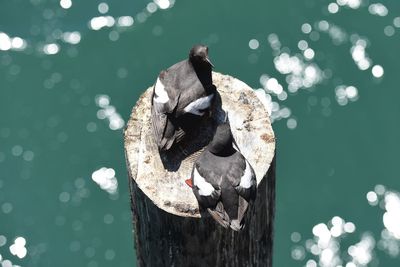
[229,219,243,231]
[231,196,249,231]
[208,201,246,231]
[207,202,230,229]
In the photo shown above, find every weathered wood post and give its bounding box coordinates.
[124,72,276,267]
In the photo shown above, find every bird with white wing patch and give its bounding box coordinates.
[186,120,257,231]
[151,45,216,152]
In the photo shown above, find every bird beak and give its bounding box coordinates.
[205,57,214,68]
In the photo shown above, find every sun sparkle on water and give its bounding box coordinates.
[292,185,400,266]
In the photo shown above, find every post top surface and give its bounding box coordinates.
[124,72,275,217]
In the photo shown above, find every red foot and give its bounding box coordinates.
[185,179,193,188]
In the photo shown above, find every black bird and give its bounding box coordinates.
[151,45,216,151]
[186,122,257,231]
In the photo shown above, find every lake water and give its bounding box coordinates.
[1,0,400,266]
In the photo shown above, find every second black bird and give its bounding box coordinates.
[188,122,257,231]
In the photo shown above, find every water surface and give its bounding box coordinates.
[1,0,400,266]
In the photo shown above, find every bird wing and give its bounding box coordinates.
[191,164,221,209]
[151,69,182,150]
[232,157,257,201]
[224,155,257,230]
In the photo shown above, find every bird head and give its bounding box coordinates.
[208,120,234,156]
[189,45,214,68]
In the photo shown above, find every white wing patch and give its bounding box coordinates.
[239,160,254,189]
[193,167,215,196]
[183,94,214,115]
[232,142,239,151]
[153,78,169,103]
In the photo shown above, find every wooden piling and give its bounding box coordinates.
[124,72,276,267]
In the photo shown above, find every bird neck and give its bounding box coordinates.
[189,60,213,88]
[189,58,211,72]
[209,144,235,157]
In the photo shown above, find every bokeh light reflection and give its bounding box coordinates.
[43,43,60,55]
[91,167,118,195]
[292,186,400,265]
[371,65,384,78]
[95,95,125,131]
[9,237,27,259]
[336,0,362,10]
[335,85,359,106]
[98,3,109,14]
[248,39,259,50]
[368,3,388,17]
[0,33,27,51]
[328,3,339,14]
[60,0,72,10]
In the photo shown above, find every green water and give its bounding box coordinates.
[1,0,400,266]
